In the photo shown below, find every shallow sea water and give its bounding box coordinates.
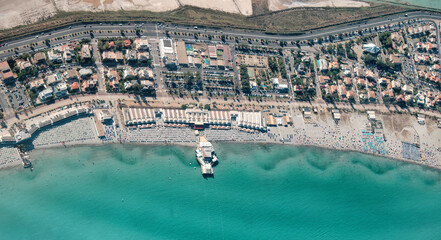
[367,0,441,9]
[0,144,440,240]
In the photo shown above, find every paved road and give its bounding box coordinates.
[1,11,441,60]
[2,10,441,126]
[91,39,106,94]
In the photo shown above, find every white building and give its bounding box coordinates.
[55,82,68,97]
[136,39,149,51]
[318,59,328,72]
[272,78,289,92]
[100,110,113,122]
[159,39,177,68]
[39,88,53,101]
[47,50,62,64]
[363,43,380,54]
[159,39,174,58]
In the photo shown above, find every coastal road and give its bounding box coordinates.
[2,10,441,125]
[2,11,441,60]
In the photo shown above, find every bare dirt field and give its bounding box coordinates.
[269,0,369,10]
[0,0,57,30]
[0,0,253,30]
[0,0,374,30]
[0,2,409,40]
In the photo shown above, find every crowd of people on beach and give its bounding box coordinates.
[205,129,267,142]
[122,128,196,144]
[0,147,22,169]
[1,109,439,170]
[32,118,99,147]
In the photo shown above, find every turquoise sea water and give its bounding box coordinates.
[0,144,441,240]
[368,0,441,9]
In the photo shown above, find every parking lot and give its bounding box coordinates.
[4,85,32,111]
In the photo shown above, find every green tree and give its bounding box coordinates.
[337,43,345,57]
[362,54,377,66]
[184,71,195,90]
[268,57,278,73]
[240,65,250,94]
[379,32,393,51]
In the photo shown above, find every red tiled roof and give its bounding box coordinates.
[0,61,10,70]
[71,82,79,90]
[1,71,14,79]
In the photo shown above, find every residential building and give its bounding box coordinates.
[47,50,62,64]
[102,51,116,62]
[115,51,124,63]
[107,70,120,90]
[272,78,288,93]
[38,88,53,101]
[16,59,32,70]
[32,52,47,64]
[79,68,93,79]
[65,69,78,81]
[55,82,68,97]
[29,78,45,91]
[81,44,91,59]
[135,38,149,51]
[46,73,62,86]
[0,61,15,84]
[125,49,137,62]
[318,59,328,72]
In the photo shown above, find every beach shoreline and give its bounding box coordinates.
[2,106,440,173]
[18,140,440,172]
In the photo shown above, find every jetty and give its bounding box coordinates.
[195,136,217,176]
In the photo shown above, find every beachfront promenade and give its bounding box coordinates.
[10,93,441,125]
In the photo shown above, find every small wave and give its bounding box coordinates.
[350,154,398,175]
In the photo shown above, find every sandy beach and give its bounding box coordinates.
[1,107,437,171]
